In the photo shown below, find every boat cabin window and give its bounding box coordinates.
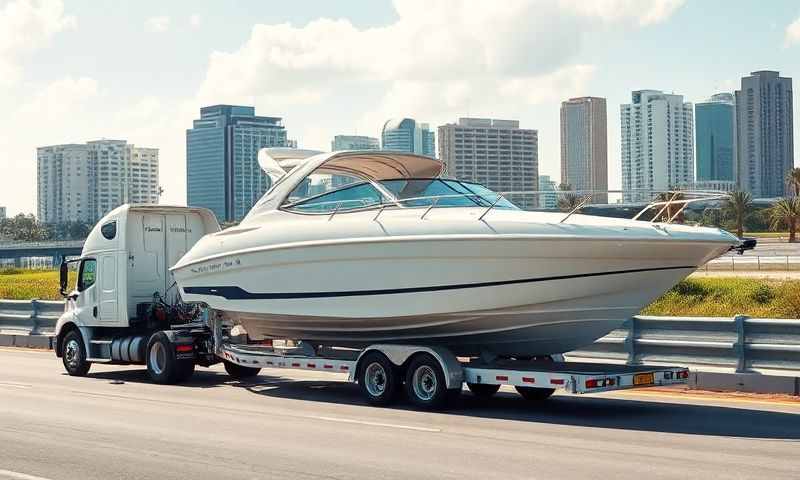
[380,179,518,209]
[283,175,387,213]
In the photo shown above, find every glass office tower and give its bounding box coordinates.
[186,105,289,222]
[695,93,735,182]
[381,118,435,157]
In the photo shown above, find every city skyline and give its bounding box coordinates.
[2,0,800,215]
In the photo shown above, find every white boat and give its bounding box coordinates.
[172,149,739,357]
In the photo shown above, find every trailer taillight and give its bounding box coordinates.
[175,344,193,353]
[585,378,615,389]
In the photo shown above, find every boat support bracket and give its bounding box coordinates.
[349,344,464,389]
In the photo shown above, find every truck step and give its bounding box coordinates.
[90,339,113,345]
[86,357,112,363]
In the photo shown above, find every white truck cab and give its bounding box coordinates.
[55,204,219,376]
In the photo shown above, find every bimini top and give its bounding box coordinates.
[245,149,445,219]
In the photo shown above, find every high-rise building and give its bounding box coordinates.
[186,105,291,222]
[438,118,538,209]
[560,96,608,204]
[538,175,558,209]
[0,207,6,220]
[37,140,159,224]
[331,135,379,151]
[695,93,736,183]
[735,71,794,197]
[621,90,694,202]
[381,118,436,157]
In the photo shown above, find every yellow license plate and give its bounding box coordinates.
[633,373,654,386]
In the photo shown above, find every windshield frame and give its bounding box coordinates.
[279,177,518,215]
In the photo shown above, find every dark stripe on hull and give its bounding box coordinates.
[183,265,694,300]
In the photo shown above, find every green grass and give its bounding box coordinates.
[0,269,798,319]
[642,277,800,318]
[739,232,790,238]
[0,268,76,301]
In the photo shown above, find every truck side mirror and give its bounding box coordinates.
[59,261,69,297]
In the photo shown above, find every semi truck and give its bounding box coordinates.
[54,204,689,409]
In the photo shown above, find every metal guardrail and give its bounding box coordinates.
[569,315,800,374]
[0,299,63,335]
[703,256,800,272]
[1,302,799,375]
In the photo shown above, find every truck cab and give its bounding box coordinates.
[55,205,219,376]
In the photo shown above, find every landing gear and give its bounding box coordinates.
[357,351,400,406]
[146,332,195,384]
[62,330,91,376]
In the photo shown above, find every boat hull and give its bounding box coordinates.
[176,235,727,356]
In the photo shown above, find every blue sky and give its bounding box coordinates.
[1,0,799,215]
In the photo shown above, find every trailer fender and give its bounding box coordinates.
[352,345,463,389]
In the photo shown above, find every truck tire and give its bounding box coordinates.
[223,360,261,379]
[515,386,555,402]
[404,353,458,409]
[62,330,91,376]
[467,383,500,399]
[146,332,194,384]
[357,351,400,407]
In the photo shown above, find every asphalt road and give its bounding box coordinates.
[1,348,799,480]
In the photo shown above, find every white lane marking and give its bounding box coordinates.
[0,469,56,480]
[309,415,440,432]
[0,382,32,389]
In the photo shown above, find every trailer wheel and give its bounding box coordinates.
[62,330,91,376]
[467,383,500,399]
[515,386,555,402]
[223,360,261,379]
[357,351,400,406]
[146,332,194,384]
[404,353,457,409]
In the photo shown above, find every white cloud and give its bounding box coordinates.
[197,0,683,153]
[785,16,800,47]
[0,0,76,86]
[145,15,170,33]
[18,76,99,119]
[189,13,201,29]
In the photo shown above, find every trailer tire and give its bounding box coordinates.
[515,386,555,402]
[62,330,91,376]
[223,360,261,379]
[467,383,500,399]
[146,332,191,384]
[357,351,400,407]
[404,353,455,410]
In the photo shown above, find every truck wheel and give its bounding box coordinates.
[404,353,458,409]
[515,386,555,402]
[467,383,500,399]
[223,360,261,379]
[146,332,194,384]
[62,330,91,376]
[357,351,400,406]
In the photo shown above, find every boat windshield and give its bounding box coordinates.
[282,178,518,213]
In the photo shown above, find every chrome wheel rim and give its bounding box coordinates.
[412,365,437,401]
[64,339,80,369]
[364,362,387,397]
[149,342,167,375]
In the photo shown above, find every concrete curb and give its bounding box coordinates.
[0,334,54,350]
[690,371,800,396]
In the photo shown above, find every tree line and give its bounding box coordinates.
[0,214,92,242]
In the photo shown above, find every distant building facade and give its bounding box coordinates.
[438,118,538,209]
[735,71,794,197]
[381,118,435,157]
[679,180,737,192]
[186,105,292,222]
[37,140,159,224]
[560,96,608,204]
[621,90,694,202]
[695,93,736,183]
[0,207,5,220]
[331,135,379,151]
[538,175,558,209]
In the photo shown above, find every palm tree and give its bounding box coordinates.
[724,191,752,238]
[786,167,800,197]
[558,193,583,212]
[768,197,800,243]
